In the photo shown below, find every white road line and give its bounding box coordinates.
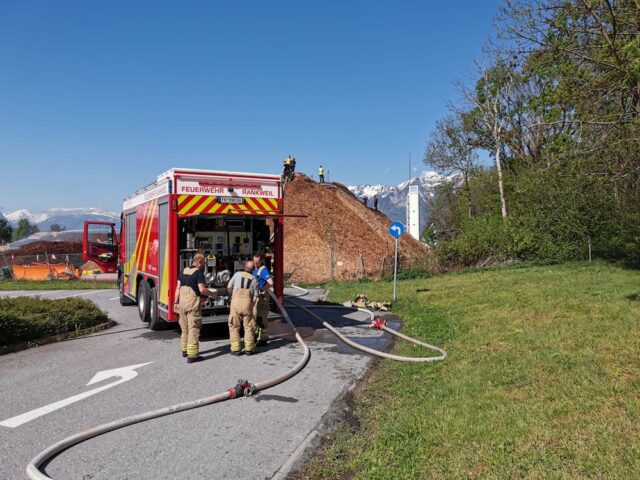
[109,296,120,300]
[55,289,112,299]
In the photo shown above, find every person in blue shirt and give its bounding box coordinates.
[252,252,274,346]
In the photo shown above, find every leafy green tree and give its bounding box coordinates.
[13,218,39,241]
[0,218,12,244]
[424,1,640,266]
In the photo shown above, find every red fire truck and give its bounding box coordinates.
[82,168,284,330]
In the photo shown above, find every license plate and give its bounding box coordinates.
[218,196,244,204]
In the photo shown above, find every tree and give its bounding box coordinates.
[424,113,479,218]
[498,0,640,177]
[463,60,514,220]
[0,218,12,244]
[50,224,66,232]
[13,218,39,241]
[421,0,640,266]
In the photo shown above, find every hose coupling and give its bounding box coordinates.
[228,379,256,398]
[371,318,387,330]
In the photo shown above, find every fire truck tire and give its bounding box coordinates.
[148,286,164,331]
[118,273,134,306]
[137,280,151,323]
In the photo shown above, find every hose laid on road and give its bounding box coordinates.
[26,284,444,478]
[26,290,310,480]
[286,285,447,363]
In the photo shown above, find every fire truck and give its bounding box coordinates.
[82,168,284,330]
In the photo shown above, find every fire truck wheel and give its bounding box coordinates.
[118,273,134,306]
[137,280,151,323]
[148,286,164,330]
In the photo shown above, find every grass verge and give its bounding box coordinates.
[0,296,110,352]
[0,279,116,290]
[293,262,640,479]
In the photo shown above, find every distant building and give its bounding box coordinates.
[406,185,420,240]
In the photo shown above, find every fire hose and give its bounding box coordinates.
[25,285,445,479]
[286,285,447,363]
[25,290,309,480]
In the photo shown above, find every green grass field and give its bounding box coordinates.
[297,262,640,479]
[0,280,116,291]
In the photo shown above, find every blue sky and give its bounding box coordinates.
[0,0,501,212]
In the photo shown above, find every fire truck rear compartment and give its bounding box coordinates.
[177,215,273,323]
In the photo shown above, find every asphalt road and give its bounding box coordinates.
[0,288,394,480]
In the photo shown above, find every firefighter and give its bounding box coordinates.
[252,252,274,346]
[173,253,218,363]
[318,165,325,183]
[373,194,379,210]
[227,260,260,355]
[283,155,293,181]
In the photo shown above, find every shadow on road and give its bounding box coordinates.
[253,394,299,403]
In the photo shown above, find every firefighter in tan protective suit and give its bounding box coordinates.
[173,253,218,363]
[227,260,260,356]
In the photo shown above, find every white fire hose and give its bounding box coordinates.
[25,285,445,479]
[286,285,447,362]
[26,290,309,480]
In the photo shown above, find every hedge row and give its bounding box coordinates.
[0,297,109,348]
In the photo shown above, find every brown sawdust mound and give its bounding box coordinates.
[8,241,82,256]
[283,174,429,283]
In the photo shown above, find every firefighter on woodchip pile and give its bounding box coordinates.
[174,253,219,363]
[227,260,260,355]
[283,155,295,182]
[252,252,274,346]
[318,165,325,183]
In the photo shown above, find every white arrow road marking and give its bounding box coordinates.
[0,362,152,429]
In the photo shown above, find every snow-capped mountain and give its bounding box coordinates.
[3,208,119,231]
[348,171,446,231]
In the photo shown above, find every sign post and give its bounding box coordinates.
[388,221,405,301]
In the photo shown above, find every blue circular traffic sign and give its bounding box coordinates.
[388,221,405,238]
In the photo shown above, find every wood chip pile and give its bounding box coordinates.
[283,174,429,283]
[7,241,83,256]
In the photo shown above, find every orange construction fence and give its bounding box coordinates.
[12,263,81,281]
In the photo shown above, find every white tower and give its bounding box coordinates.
[406,185,420,240]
